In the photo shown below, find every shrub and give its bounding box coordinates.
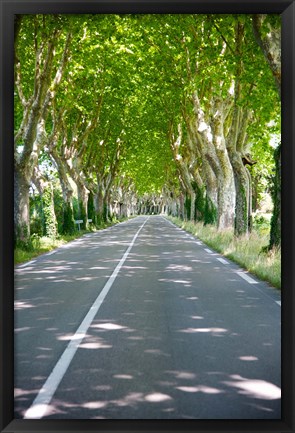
[252,214,271,235]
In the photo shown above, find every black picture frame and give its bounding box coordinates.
[1,1,294,432]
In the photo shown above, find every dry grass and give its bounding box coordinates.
[168,217,281,289]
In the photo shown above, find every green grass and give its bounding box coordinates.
[14,218,129,265]
[168,217,281,290]
[15,236,71,264]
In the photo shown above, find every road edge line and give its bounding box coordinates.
[237,271,258,284]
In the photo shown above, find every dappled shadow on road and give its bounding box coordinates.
[14,220,146,416]
[35,308,280,419]
[14,216,281,419]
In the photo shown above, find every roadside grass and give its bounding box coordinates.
[14,218,129,265]
[168,217,281,290]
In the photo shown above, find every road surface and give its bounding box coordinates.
[14,215,281,419]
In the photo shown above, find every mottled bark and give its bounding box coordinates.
[230,151,250,236]
[252,14,281,97]
[50,149,73,203]
[14,170,30,241]
[15,119,48,241]
[191,93,235,230]
[50,150,75,234]
[203,160,218,211]
[216,177,235,230]
[94,185,104,225]
[225,21,252,235]
[77,182,89,230]
[103,192,111,221]
[169,124,196,221]
[104,172,116,221]
[188,118,218,223]
[179,194,185,220]
[203,143,234,229]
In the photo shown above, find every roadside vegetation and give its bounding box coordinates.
[168,216,281,289]
[14,217,129,265]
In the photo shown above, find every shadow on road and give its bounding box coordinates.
[14,217,281,419]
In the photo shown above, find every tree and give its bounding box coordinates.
[252,14,281,248]
[14,15,71,241]
[14,14,280,241]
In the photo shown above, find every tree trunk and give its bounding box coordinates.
[87,191,96,226]
[190,191,196,221]
[14,38,58,243]
[203,160,218,224]
[206,147,235,230]
[269,144,281,249]
[94,186,104,226]
[216,176,236,230]
[251,174,261,213]
[61,185,75,235]
[77,183,89,230]
[14,169,30,243]
[252,15,281,249]
[104,191,112,222]
[50,150,75,234]
[14,120,47,243]
[191,93,235,230]
[179,194,185,220]
[230,151,250,236]
[246,168,253,232]
[62,200,75,235]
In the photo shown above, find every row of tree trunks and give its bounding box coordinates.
[183,94,235,230]
[169,87,255,235]
[14,21,71,242]
[168,19,257,236]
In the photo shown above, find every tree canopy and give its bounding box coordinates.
[14,13,281,245]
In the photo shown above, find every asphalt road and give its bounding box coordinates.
[14,215,281,419]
